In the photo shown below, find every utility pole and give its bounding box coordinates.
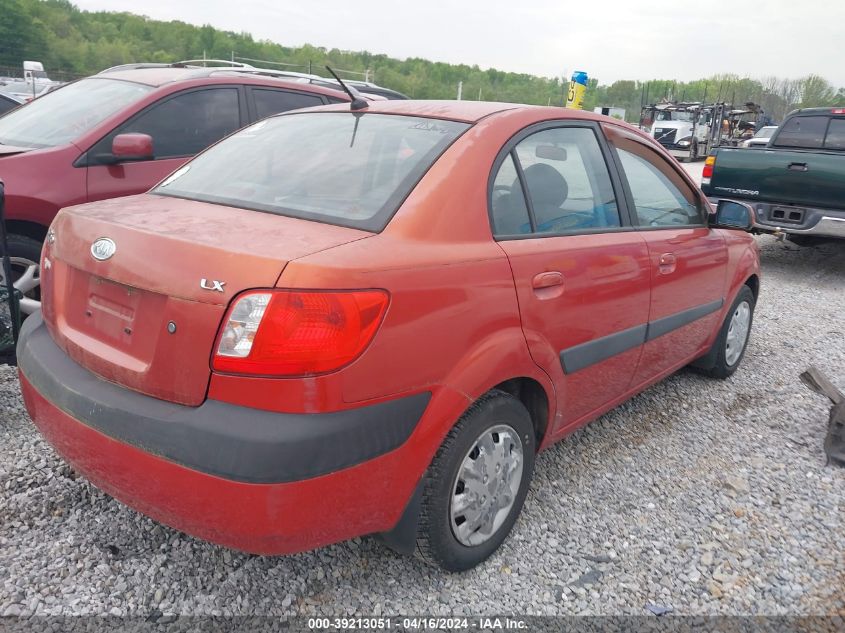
[457,81,462,100]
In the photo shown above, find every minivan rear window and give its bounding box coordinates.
[154,112,470,232]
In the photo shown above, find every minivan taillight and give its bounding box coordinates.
[212,289,389,376]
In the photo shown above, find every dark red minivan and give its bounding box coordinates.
[0,64,350,313]
[18,100,761,571]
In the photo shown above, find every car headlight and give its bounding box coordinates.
[677,137,692,147]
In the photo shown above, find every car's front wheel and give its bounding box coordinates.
[0,234,42,316]
[415,390,535,572]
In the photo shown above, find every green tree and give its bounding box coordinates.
[0,0,45,66]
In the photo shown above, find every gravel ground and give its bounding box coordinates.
[1,236,843,618]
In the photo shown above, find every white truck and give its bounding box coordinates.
[640,103,710,162]
[0,61,57,102]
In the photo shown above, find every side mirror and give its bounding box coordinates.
[95,133,154,165]
[112,133,154,162]
[710,199,754,231]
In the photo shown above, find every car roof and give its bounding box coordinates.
[89,67,350,98]
[788,106,845,117]
[292,99,621,124]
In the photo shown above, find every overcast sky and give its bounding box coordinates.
[73,0,845,87]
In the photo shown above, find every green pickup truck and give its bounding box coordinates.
[701,107,845,244]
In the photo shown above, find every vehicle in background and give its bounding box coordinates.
[0,80,51,103]
[102,60,410,100]
[741,125,778,148]
[702,107,845,245]
[314,79,408,100]
[18,100,760,572]
[593,106,626,120]
[22,61,53,93]
[4,61,64,101]
[0,92,22,116]
[0,64,352,314]
[640,102,712,162]
[640,101,769,162]
[721,103,769,147]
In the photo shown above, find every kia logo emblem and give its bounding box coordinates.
[90,238,116,261]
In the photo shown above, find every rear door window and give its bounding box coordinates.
[251,88,325,120]
[773,116,828,149]
[490,126,621,237]
[91,88,242,160]
[490,154,532,235]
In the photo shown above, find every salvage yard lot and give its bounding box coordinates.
[1,236,843,617]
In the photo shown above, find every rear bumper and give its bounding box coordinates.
[784,216,845,238]
[18,312,431,553]
[707,197,845,239]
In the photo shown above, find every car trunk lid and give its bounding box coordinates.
[42,194,370,405]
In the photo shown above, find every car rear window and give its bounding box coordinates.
[772,116,828,149]
[155,112,470,231]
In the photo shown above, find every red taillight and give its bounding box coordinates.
[702,155,716,179]
[832,108,845,114]
[212,289,389,376]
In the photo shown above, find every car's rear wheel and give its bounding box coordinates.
[415,390,535,572]
[697,285,755,379]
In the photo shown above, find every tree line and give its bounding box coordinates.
[3,0,843,122]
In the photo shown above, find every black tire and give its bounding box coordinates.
[696,286,755,379]
[415,390,535,572]
[3,234,42,316]
[5,234,42,267]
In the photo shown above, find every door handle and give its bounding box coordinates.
[531,271,564,299]
[658,253,677,275]
[532,271,564,289]
[787,162,808,172]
